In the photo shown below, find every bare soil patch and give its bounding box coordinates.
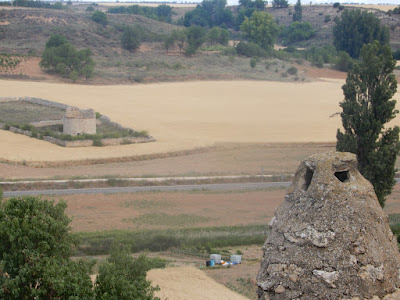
[0,57,52,80]
[47,189,284,232]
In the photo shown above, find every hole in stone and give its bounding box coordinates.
[303,167,314,191]
[335,171,350,183]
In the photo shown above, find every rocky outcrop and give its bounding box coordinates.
[257,152,400,300]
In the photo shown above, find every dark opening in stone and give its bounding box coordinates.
[303,167,314,191]
[335,171,350,183]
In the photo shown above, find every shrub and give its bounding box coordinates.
[324,15,331,23]
[236,41,268,58]
[335,51,353,72]
[287,66,297,75]
[121,27,141,52]
[393,49,400,60]
[86,6,94,11]
[250,57,257,68]
[280,22,315,45]
[91,10,108,26]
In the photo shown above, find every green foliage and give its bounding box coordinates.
[86,6,95,12]
[0,54,23,72]
[45,33,68,48]
[0,196,95,299]
[292,0,302,22]
[386,5,400,16]
[333,9,390,58]
[94,245,160,300]
[76,225,267,256]
[184,26,206,56]
[272,0,288,8]
[121,27,141,52]
[91,10,108,26]
[240,11,279,50]
[287,66,297,75]
[393,49,400,60]
[235,41,268,57]
[333,2,340,8]
[171,29,187,53]
[250,57,257,68]
[304,45,337,67]
[239,0,266,10]
[12,0,64,9]
[40,35,95,80]
[183,0,233,28]
[279,21,315,45]
[324,15,331,23]
[107,4,173,23]
[336,42,400,207]
[335,51,353,72]
[206,27,230,45]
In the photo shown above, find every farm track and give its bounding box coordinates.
[3,181,290,197]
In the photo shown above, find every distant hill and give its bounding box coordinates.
[0,7,179,56]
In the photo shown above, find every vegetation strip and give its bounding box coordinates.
[75,224,268,256]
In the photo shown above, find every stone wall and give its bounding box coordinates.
[0,97,68,109]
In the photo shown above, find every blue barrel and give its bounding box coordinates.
[210,260,215,267]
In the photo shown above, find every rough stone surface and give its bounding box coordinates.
[257,152,400,300]
[63,106,96,136]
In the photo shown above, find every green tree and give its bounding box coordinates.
[91,10,108,26]
[333,9,389,58]
[184,26,206,56]
[336,41,400,207]
[279,21,315,45]
[292,0,302,22]
[335,50,353,72]
[240,11,279,50]
[272,0,288,8]
[94,245,159,300]
[206,27,230,45]
[121,27,141,52]
[40,35,95,80]
[183,0,233,28]
[0,196,95,299]
[172,29,187,53]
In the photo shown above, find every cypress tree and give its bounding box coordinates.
[336,41,400,207]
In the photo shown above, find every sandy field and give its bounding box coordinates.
[0,79,352,162]
[147,266,248,300]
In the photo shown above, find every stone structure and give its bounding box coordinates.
[257,152,400,300]
[63,106,96,136]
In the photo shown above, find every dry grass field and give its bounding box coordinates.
[0,78,350,163]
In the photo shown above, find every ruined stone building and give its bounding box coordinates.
[257,152,400,300]
[63,106,96,136]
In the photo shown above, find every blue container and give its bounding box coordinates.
[210,260,215,267]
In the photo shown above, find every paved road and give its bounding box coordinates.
[4,178,400,197]
[3,182,291,197]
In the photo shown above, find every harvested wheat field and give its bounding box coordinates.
[2,79,400,163]
[147,266,248,300]
[0,79,347,162]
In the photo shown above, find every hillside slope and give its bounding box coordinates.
[0,7,179,56]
